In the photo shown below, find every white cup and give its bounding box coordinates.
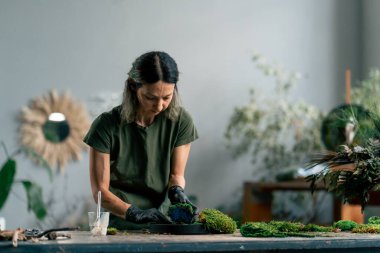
[0,217,5,230]
[88,212,110,236]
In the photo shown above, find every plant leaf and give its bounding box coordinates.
[0,159,16,209]
[21,180,47,220]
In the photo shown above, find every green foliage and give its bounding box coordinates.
[240,221,333,237]
[333,220,358,231]
[198,208,237,234]
[321,104,379,151]
[368,216,380,224]
[241,218,380,237]
[307,139,380,210]
[302,223,335,232]
[351,69,380,115]
[0,159,16,209]
[0,142,51,220]
[307,69,380,211]
[352,224,380,233]
[240,222,287,237]
[225,53,323,180]
[267,220,304,232]
[107,227,118,235]
[21,181,47,219]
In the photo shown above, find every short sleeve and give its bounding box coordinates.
[174,108,199,147]
[83,114,112,153]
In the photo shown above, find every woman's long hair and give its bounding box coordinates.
[121,51,181,123]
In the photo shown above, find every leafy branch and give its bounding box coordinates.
[225,53,324,180]
[0,141,52,220]
[307,140,380,210]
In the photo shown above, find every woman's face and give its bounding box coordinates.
[136,81,175,116]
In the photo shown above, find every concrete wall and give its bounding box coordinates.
[0,0,361,228]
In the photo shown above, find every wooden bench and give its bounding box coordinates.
[242,179,380,224]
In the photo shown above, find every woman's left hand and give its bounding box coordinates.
[168,185,198,213]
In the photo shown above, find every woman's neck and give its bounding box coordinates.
[135,110,155,127]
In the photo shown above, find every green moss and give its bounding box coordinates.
[368,216,380,224]
[107,227,118,235]
[333,220,358,231]
[198,208,237,234]
[268,221,304,232]
[352,224,380,233]
[240,222,287,237]
[240,222,320,237]
[302,224,335,232]
[240,221,338,237]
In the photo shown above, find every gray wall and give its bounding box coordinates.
[363,0,380,75]
[0,0,362,228]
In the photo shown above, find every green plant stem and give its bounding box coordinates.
[1,141,9,157]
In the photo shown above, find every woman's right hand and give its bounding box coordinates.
[125,205,171,224]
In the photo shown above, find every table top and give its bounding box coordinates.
[2,231,380,253]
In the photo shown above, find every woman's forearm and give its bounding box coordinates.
[92,187,130,219]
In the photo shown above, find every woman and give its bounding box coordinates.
[84,51,199,229]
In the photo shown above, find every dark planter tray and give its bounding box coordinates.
[148,223,209,235]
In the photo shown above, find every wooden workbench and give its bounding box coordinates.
[2,231,380,252]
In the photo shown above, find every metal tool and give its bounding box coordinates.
[24,227,79,239]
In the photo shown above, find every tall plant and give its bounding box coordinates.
[0,142,52,220]
[307,68,380,210]
[225,53,324,181]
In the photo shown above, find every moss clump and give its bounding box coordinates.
[302,224,335,232]
[198,208,237,234]
[107,227,118,235]
[333,220,358,231]
[168,203,195,224]
[368,216,380,225]
[352,224,380,233]
[240,222,287,237]
[240,222,318,238]
[268,221,304,232]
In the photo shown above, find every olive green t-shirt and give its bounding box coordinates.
[83,105,198,212]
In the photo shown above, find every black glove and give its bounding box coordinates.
[125,205,171,224]
[168,185,198,213]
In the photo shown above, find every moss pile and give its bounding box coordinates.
[349,216,380,233]
[352,224,380,233]
[302,223,336,232]
[107,227,118,235]
[198,208,237,234]
[368,216,380,225]
[240,222,287,237]
[333,220,358,231]
[240,217,380,237]
[240,221,335,237]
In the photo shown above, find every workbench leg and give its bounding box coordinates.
[242,182,272,223]
[340,204,364,223]
[333,199,364,223]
